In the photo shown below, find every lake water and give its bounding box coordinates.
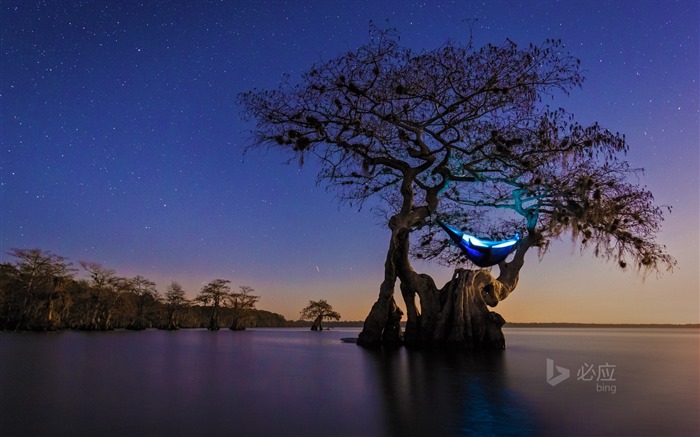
[1,328,698,436]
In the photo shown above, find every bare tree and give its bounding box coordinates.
[300,299,341,331]
[196,278,231,331]
[78,261,123,330]
[229,285,259,330]
[240,27,675,349]
[126,275,159,330]
[6,248,76,330]
[164,281,189,330]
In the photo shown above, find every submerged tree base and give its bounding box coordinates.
[311,315,323,331]
[357,295,404,348]
[359,269,507,350]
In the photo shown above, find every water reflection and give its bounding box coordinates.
[364,347,538,436]
[1,329,697,436]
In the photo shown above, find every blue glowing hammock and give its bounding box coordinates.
[437,220,519,267]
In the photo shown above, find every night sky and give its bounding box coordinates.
[1,1,698,323]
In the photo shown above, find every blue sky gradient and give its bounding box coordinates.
[1,1,697,322]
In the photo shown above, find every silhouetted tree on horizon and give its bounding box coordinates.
[126,275,159,330]
[2,248,76,330]
[165,281,189,330]
[229,285,259,330]
[300,299,341,331]
[196,278,231,331]
[78,261,124,330]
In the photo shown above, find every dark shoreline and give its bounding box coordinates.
[318,322,700,329]
[504,322,700,328]
[3,322,698,332]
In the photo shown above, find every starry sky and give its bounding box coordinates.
[1,1,698,323]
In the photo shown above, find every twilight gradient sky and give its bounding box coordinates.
[1,1,698,323]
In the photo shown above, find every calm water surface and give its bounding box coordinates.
[1,328,698,436]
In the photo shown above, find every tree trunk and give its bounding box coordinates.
[229,312,246,331]
[15,291,33,331]
[88,304,101,330]
[133,297,147,330]
[209,305,220,331]
[167,307,180,330]
[357,225,407,348]
[402,268,506,349]
[310,314,323,331]
[102,307,113,330]
[359,221,538,349]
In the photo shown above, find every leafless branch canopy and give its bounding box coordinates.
[240,27,675,273]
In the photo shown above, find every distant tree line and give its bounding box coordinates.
[0,248,288,331]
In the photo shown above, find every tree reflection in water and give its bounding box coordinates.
[365,347,539,436]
